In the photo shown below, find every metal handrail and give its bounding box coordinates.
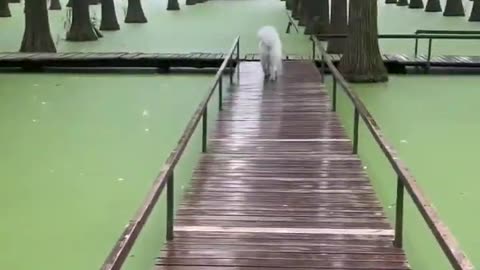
[99,36,240,270]
[413,30,480,59]
[312,33,480,71]
[312,36,475,270]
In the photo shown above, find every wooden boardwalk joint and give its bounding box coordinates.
[155,61,410,270]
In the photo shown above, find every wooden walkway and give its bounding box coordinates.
[0,51,480,70]
[155,61,410,270]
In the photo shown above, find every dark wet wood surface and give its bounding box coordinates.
[0,52,479,70]
[155,61,410,270]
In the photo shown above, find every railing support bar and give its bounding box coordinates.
[352,108,359,154]
[332,78,337,112]
[394,176,405,248]
[166,171,174,241]
[202,108,207,153]
[426,38,433,73]
[219,77,223,111]
[414,34,419,58]
[236,40,240,83]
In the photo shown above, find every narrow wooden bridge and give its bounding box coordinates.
[100,39,472,270]
[1,52,480,73]
[154,61,410,270]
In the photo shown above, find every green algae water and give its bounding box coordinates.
[0,72,215,270]
[1,0,480,269]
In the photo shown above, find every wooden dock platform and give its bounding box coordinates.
[0,52,479,72]
[155,61,410,270]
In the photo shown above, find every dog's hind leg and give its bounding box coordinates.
[260,55,270,79]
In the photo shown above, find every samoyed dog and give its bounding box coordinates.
[257,26,283,81]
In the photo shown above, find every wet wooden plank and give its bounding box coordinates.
[155,61,410,270]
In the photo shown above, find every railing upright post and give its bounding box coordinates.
[202,107,207,153]
[352,108,359,154]
[393,176,405,248]
[229,58,233,84]
[332,78,337,112]
[219,77,223,111]
[312,37,316,60]
[426,38,432,73]
[236,40,240,83]
[166,171,174,241]
[320,54,325,83]
[414,34,419,58]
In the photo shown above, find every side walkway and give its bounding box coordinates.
[155,61,410,270]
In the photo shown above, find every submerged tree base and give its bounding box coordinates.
[409,0,424,8]
[66,28,99,41]
[385,0,397,3]
[125,0,147,23]
[66,0,99,41]
[469,0,480,21]
[443,0,464,16]
[100,0,120,31]
[339,0,388,83]
[340,72,389,83]
[396,0,408,6]
[425,0,442,12]
[0,0,11,17]
[20,0,56,52]
[167,0,180,10]
[49,0,61,10]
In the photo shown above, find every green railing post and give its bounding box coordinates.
[219,77,223,111]
[394,176,405,248]
[332,78,337,112]
[202,108,207,152]
[352,108,359,154]
[166,171,174,241]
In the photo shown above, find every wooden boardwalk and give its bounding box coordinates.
[0,51,480,70]
[155,61,410,270]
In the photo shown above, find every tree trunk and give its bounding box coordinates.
[302,0,313,33]
[385,0,397,3]
[9,0,20,3]
[20,0,56,52]
[185,0,197,5]
[397,0,408,6]
[425,0,442,12]
[339,0,388,83]
[167,0,180,10]
[66,0,98,41]
[443,0,464,16]
[0,0,11,17]
[100,0,120,30]
[286,0,293,10]
[409,0,423,8]
[49,0,61,10]
[327,0,347,54]
[125,0,147,23]
[291,0,299,19]
[90,0,100,4]
[66,0,71,7]
[298,0,307,26]
[469,0,480,20]
[306,0,328,36]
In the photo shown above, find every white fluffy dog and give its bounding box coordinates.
[257,26,283,81]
